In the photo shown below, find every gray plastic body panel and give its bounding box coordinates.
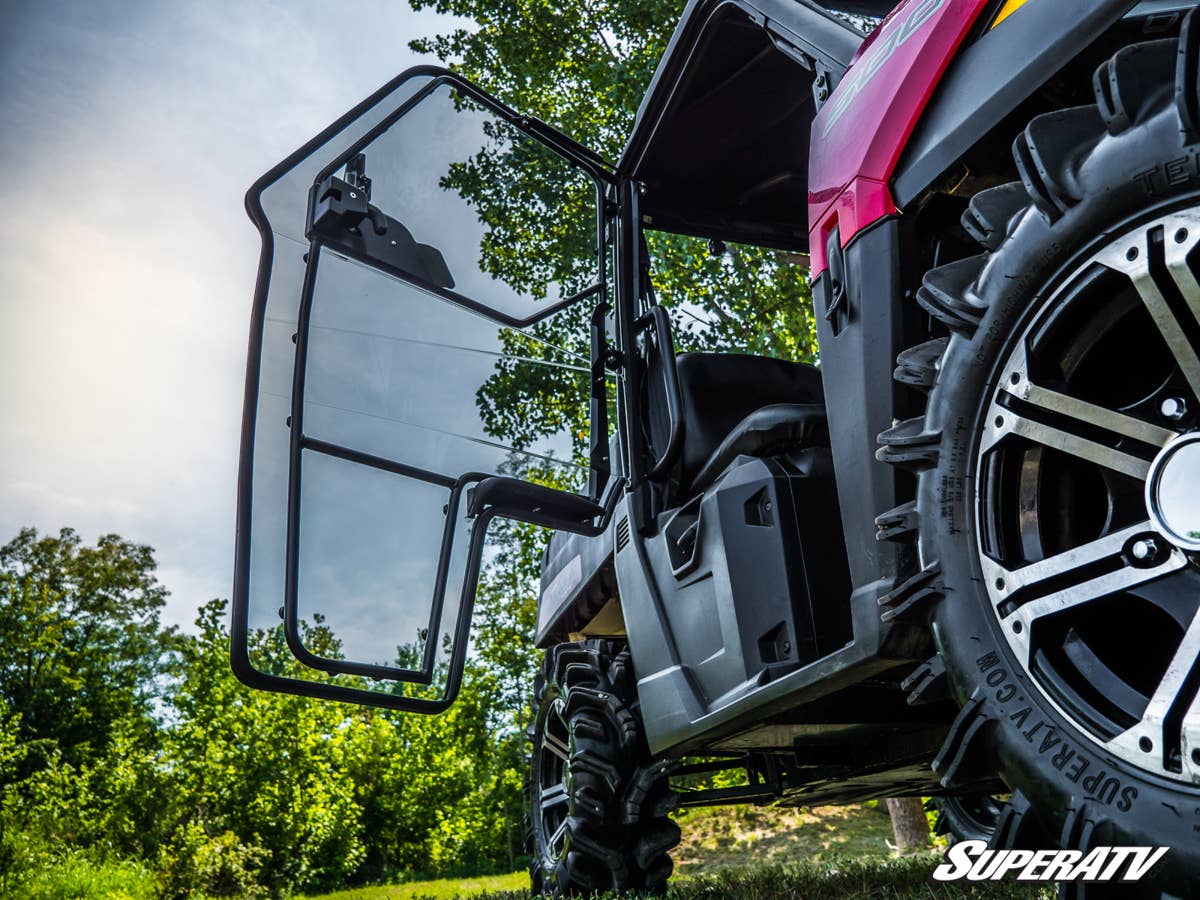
[534,519,616,645]
[812,219,907,596]
[1128,0,1198,12]
[619,453,881,755]
[607,220,932,756]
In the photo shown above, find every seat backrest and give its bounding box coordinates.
[648,351,824,495]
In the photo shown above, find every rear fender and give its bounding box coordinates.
[808,0,992,275]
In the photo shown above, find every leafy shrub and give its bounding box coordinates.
[155,822,267,899]
[2,849,156,900]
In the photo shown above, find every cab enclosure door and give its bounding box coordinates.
[233,68,616,711]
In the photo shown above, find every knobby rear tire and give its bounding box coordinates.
[525,639,680,897]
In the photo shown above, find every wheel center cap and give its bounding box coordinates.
[1146,433,1200,551]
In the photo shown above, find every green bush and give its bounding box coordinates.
[155,822,267,900]
[1,849,157,900]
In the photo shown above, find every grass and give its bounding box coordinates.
[303,872,528,900]
[305,804,1051,900]
[306,857,1050,900]
[672,801,900,874]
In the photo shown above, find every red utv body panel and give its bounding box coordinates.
[808,0,992,274]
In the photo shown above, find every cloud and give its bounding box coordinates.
[0,0,457,630]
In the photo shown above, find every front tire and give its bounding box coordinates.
[883,25,1200,897]
[525,640,680,897]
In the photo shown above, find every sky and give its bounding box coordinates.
[0,0,462,632]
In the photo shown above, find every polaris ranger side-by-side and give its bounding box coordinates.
[234,1,1200,894]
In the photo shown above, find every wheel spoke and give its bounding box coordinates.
[543,729,569,764]
[1001,347,1177,448]
[549,817,568,850]
[983,406,1154,479]
[1133,275,1200,398]
[1008,554,1185,657]
[985,523,1188,660]
[541,781,569,811]
[1182,684,1200,786]
[1099,215,1200,398]
[982,522,1148,597]
[1164,220,1200,330]
[1108,608,1200,782]
[1013,549,1183,625]
[1010,554,1186,659]
[985,342,1165,478]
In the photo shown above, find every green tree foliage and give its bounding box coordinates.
[410,1,677,161]
[163,600,365,893]
[0,528,175,773]
[0,529,529,897]
[411,0,816,463]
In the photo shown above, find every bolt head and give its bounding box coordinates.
[1132,538,1157,560]
[1162,397,1188,421]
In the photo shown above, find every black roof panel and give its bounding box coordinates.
[619,0,861,251]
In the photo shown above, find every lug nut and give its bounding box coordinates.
[1162,397,1188,422]
[1131,538,1158,561]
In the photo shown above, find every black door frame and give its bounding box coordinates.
[233,67,630,711]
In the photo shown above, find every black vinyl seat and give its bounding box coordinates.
[649,351,827,496]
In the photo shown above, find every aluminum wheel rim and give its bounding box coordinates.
[974,207,1200,785]
[536,696,571,859]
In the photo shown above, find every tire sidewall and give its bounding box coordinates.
[924,105,1200,877]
